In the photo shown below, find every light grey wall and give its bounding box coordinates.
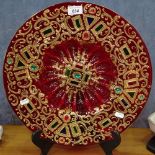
[0,0,155,127]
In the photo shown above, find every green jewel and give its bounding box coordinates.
[30,64,39,72]
[51,122,58,128]
[95,24,103,31]
[43,28,52,35]
[114,86,122,94]
[74,73,81,79]
[65,68,71,76]
[7,57,13,64]
[73,127,78,133]
[123,47,130,56]
[138,94,145,101]
[75,19,81,28]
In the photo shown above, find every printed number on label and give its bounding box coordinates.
[68,6,83,15]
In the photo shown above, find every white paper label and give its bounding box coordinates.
[114,111,124,119]
[68,5,83,15]
[20,98,29,105]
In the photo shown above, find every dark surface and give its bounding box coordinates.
[100,131,121,155]
[32,130,121,155]
[147,135,155,154]
[32,130,54,155]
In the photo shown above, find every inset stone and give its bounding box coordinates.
[30,64,39,72]
[43,28,52,35]
[121,98,129,107]
[74,73,81,79]
[128,92,135,98]
[51,122,59,128]
[73,72,82,80]
[95,24,103,31]
[84,74,89,82]
[102,120,110,126]
[87,17,94,25]
[58,137,65,144]
[27,103,33,110]
[17,60,25,67]
[138,94,145,100]
[7,57,13,64]
[123,47,130,56]
[65,68,71,76]
[75,19,81,28]
[99,118,112,128]
[82,31,90,41]
[63,114,71,122]
[114,86,122,94]
[73,127,78,133]
[60,127,67,134]
[24,51,31,59]
[70,80,79,85]
[89,8,96,14]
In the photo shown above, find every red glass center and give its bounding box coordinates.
[36,39,117,114]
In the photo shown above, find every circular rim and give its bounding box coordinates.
[3,2,152,145]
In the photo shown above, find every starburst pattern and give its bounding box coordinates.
[36,39,117,114]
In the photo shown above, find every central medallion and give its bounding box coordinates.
[62,51,92,99]
[36,39,117,114]
[65,65,90,88]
